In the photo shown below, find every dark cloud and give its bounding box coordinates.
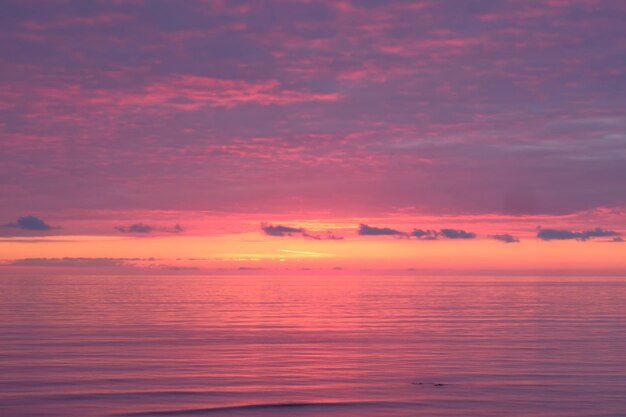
[613,237,625,243]
[238,266,265,271]
[582,228,621,239]
[360,225,476,240]
[3,215,54,231]
[439,229,476,239]
[358,223,405,236]
[262,223,343,240]
[537,228,580,240]
[261,223,305,236]
[410,229,439,240]
[537,227,621,241]
[116,223,153,233]
[490,234,520,243]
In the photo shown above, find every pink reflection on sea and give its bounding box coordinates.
[1,275,626,416]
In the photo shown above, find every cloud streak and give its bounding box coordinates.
[537,227,621,241]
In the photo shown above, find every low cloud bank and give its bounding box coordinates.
[537,227,621,241]
[360,224,476,240]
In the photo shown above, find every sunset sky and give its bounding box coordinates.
[1,0,625,275]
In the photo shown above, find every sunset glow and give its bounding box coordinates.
[2,1,625,276]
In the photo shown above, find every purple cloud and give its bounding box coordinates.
[358,224,405,236]
[262,223,342,240]
[3,215,54,231]
[537,227,621,241]
[439,229,476,239]
[261,223,305,236]
[1,0,625,222]
[410,229,439,240]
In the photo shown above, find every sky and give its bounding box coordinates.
[1,0,625,275]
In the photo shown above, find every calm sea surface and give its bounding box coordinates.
[1,275,626,417]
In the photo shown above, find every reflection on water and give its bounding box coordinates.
[1,275,626,416]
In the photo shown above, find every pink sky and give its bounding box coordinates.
[1,0,625,274]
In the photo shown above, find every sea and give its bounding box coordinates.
[1,275,626,416]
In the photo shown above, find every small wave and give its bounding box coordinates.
[120,400,408,416]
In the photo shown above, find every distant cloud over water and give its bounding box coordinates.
[537,227,621,241]
[410,229,439,240]
[3,215,54,231]
[439,229,476,239]
[261,223,305,236]
[358,224,405,236]
[262,223,342,240]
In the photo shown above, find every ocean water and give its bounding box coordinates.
[1,275,626,417]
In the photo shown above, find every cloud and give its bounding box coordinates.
[261,223,305,236]
[537,228,580,240]
[490,234,520,243]
[116,223,153,233]
[3,215,54,231]
[439,229,476,239]
[582,228,621,239]
[7,257,146,267]
[410,229,439,240]
[358,223,405,236]
[261,223,343,240]
[613,237,625,243]
[537,227,621,241]
[359,225,476,240]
